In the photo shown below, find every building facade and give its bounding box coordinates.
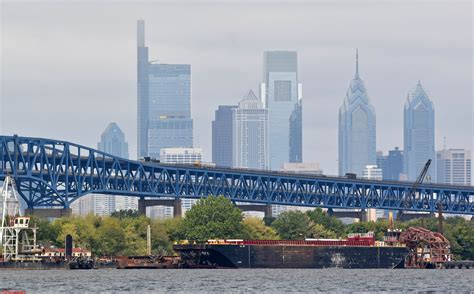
[232,90,269,170]
[212,105,237,167]
[362,165,384,221]
[338,50,376,177]
[404,81,435,181]
[385,147,404,180]
[436,149,471,185]
[262,51,302,170]
[73,123,137,216]
[137,20,193,160]
[149,147,204,218]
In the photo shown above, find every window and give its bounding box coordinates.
[274,80,291,101]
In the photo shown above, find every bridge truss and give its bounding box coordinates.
[0,135,473,215]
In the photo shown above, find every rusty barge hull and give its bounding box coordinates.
[174,244,409,269]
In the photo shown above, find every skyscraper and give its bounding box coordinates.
[262,51,302,170]
[72,123,136,216]
[385,147,404,180]
[232,90,268,169]
[137,20,193,159]
[212,105,237,167]
[338,50,376,177]
[436,149,471,185]
[97,122,129,158]
[404,81,435,181]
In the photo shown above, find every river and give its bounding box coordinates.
[1,268,473,293]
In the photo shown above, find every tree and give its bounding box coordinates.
[179,196,244,241]
[242,217,279,240]
[95,217,126,256]
[111,209,140,219]
[271,211,310,239]
[306,208,345,236]
[308,223,338,239]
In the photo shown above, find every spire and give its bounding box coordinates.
[355,48,359,78]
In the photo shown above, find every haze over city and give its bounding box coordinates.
[1,1,472,175]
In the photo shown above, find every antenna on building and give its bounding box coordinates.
[443,136,447,150]
[355,48,359,78]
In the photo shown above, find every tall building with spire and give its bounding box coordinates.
[404,81,435,181]
[232,90,269,169]
[262,51,302,170]
[338,50,376,176]
[137,20,193,159]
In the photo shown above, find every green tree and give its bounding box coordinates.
[179,196,244,241]
[111,209,140,219]
[271,211,310,239]
[306,208,345,236]
[95,217,126,256]
[308,223,338,239]
[242,217,279,240]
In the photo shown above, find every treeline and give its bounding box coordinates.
[32,196,474,260]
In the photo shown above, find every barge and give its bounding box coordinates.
[174,232,409,269]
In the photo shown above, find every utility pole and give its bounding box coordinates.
[147,224,151,255]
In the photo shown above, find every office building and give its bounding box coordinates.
[362,165,384,221]
[262,51,302,170]
[160,148,203,165]
[137,20,193,160]
[212,106,237,167]
[149,147,204,218]
[436,149,471,185]
[385,147,404,180]
[73,123,136,216]
[338,50,376,177]
[404,81,435,181]
[232,90,268,169]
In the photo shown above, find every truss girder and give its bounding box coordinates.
[0,136,473,215]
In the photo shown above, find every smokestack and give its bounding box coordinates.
[137,20,145,47]
[65,234,73,260]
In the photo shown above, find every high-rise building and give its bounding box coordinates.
[385,147,404,180]
[338,50,376,177]
[73,123,136,216]
[262,51,302,170]
[404,81,435,181]
[232,90,268,170]
[160,148,203,165]
[362,165,384,221]
[436,149,471,185]
[212,105,237,167]
[97,122,129,158]
[149,147,204,218]
[137,20,193,160]
[376,151,387,177]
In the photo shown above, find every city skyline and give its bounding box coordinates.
[1,2,472,175]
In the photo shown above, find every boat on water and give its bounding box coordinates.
[174,227,452,269]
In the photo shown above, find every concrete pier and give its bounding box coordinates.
[236,204,273,218]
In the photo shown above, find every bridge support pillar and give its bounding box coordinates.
[173,199,182,218]
[25,208,72,218]
[359,210,368,222]
[138,198,146,215]
[265,204,272,219]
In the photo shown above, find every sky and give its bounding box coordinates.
[1,0,472,175]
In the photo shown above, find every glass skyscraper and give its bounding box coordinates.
[338,50,376,177]
[403,81,435,181]
[232,90,269,169]
[212,105,237,167]
[97,122,129,158]
[262,51,302,170]
[137,20,193,159]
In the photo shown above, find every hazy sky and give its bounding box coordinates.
[1,1,472,175]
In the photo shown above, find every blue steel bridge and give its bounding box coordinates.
[0,135,473,217]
